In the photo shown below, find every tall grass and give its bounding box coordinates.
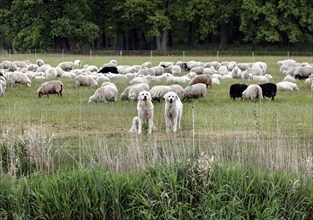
[0,160,312,219]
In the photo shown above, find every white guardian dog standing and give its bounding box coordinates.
[135,91,156,134]
[163,91,183,133]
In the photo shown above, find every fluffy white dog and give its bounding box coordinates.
[135,91,156,134]
[163,91,183,132]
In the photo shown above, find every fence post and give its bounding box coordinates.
[252,51,255,62]
[150,50,153,62]
[192,105,195,153]
[216,51,219,61]
[183,51,185,61]
[35,49,37,59]
[287,51,290,59]
[61,49,64,59]
[90,49,92,59]
[120,50,122,56]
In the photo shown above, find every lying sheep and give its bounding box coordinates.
[283,75,297,82]
[165,74,192,84]
[142,62,152,68]
[14,61,28,68]
[1,61,17,71]
[276,81,299,91]
[183,83,207,100]
[9,72,31,87]
[189,74,212,88]
[249,74,273,83]
[75,75,98,88]
[36,80,64,98]
[88,82,118,103]
[242,84,263,100]
[96,75,110,84]
[229,83,248,100]
[57,61,74,71]
[130,75,156,85]
[36,64,51,73]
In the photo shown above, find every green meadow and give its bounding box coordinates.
[0,54,312,219]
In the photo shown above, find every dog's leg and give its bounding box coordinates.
[172,116,177,132]
[138,118,143,134]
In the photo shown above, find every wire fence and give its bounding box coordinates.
[1,48,313,58]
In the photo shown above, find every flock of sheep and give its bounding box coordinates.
[0,57,312,103]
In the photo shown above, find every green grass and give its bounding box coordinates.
[0,54,312,175]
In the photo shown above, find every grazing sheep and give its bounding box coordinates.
[249,74,273,83]
[96,75,110,84]
[231,66,242,79]
[183,83,207,99]
[203,66,218,75]
[229,83,248,100]
[242,84,263,100]
[189,74,212,88]
[212,77,220,85]
[130,75,155,85]
[151,66,164,76]
[57,61,74,71]
[169,84,185,100]
[0,80,6,96]
[75,75,98,88]
[128,83,150,100]
[36,64,51,73]
[218,65,229,75]
[159,61,175,68]
[27,64,39,72]
[98,65,118,74]
[36,59,45,67]
[88,82,118,103]
[1,61,17,71]
[164,65,181,75]
[237,63,250,71]
[259,83,277,100]
[36,80,64,98]
[44,68,58,78]
[14,61,28,69]
[294,66,313,79]
[276,81,299,91]
[150,85,172,102]
[85,65,98,72]
[190,66,204,75]
[9,72,31,87]
[137,68,155,76]
[141,62,152,68]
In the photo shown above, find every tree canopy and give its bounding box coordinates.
[0,0,312,51]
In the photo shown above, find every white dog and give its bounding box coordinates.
[163,91,183,132]
[135,91,156,134]
[129,116,139,134]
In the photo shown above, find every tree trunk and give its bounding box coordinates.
[54,37,70,51]
[156,30,168,51]
[219,22,228,50]
[73,36,80,51]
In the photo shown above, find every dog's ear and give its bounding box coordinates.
[163,93,167,100]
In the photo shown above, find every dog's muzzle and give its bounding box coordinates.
[169,98,173,103]
[143,96,147,101]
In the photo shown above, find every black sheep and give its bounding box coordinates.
[259,83,277,100]
[229,83,248,100]
[98,66,118,74]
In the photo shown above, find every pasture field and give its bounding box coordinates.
[0,54,313,219]
[0,53,312,174]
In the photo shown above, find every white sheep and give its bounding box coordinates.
[36,59,45,67]
[27,64,39,72]
[14,61,28,69]
[141,62,152,68]
[150,85,172,102]
[183,83,207,99]
[159,61,175,67]
[164,65,181,75]
[137,68,155,76]
[190,66,204,75]
[218,65,229,75]
[212,77,220,85]
[169,84,185,100]
[130,75,156,85]
[1,61,17,71]
[293,66,313,79]
[203,66,218,75]
[151,66,164,76]
[242,84,263,100]
[75,75,98,88]
[276,81,299,91]
[57,61,74,71]
[0,79,6,96]
[44,68,58,78]
[283,75,297,83]
[231,66,242,79]
[96,75,110,84]
[36,80,64,98]
[249,74,272,83]
[73,59,82,67]
[60,72,76,78]
[9,72,31,87]
[85,65,98,72]
[88,83,118,103]
[165,74,192,84]
[128,83,150,100]
[36,64,51,73]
